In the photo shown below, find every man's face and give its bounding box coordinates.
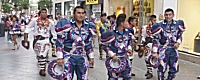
[49,16,53,20]
[164,11,174,22]
[40,10,47,18]
[110,17,115,22]
[123,20,129,28]
[57,14,61,18]
[74,8,86,22]
[151,18,157,25]
[131,19,137,26]
[101,16,106,21]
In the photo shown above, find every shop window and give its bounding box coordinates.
[132,0,154,25]
[55,3,61,18]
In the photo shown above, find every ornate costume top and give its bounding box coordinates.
[96,20,111,37]
[10,21,21,31]
[55,18,97,59]
[24,17,57,39]
[100,27,135,57]
[151,20,185,53]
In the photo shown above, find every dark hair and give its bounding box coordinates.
[101,13,107,17]
[6,16,11,21]
[116,14,126,27]
[107,16,111,20]
[110,15,116,19]
[164,8,174,14]
[11,15,19,22]
[149,15,156,20]
[47,15,53,19]
[57,13,61,15]
[128,16,136,24]
[38,9,47,16]
[73,6,86,14]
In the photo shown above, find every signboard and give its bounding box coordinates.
[86,0,98,5]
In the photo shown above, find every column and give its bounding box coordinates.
[61,1,65,16]
[154,0,164,18]
[0,0,2,22]
[103,0,109,14]
[53,0,55,19]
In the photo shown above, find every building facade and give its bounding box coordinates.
[52,0,104,20]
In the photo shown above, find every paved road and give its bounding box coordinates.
[0,32,200,80]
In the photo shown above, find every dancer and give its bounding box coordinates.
[141,15,157,79]
[23,9,57,76]
[55,6,96,80]
[101,14,134,80]
[9,15,20,50]
[96,13,111,60]
[150,8,185,80]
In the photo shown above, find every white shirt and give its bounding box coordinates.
[141,25,152,42]
[24,17,57,39]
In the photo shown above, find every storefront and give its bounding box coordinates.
[108,0,155,25]
[177,0,200,53]
[131,0,155,25]
[55,3,61,17]
[52,0,72,19]
[85,0,104,21]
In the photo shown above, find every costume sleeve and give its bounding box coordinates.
[50,20,57,39]
[151,23,162,53]
[24,18,35,33]
[141,25,146,42]
[86,23,97,59]
[176,20,186,44]
[100,31,116,57]
[55,23,71,59]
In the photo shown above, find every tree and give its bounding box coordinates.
[1,0,12,13]
[38,0,53,14]
[11,0,29,10]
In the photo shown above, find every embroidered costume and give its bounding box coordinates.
[100,27,135,80]
[54,18,96,80]
[141,24,154,79]
[24,17,57,76]
[150,20,185,80]
[9,21,21,35]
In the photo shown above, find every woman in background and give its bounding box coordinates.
[9,15,21,50]
[6,16,13,43]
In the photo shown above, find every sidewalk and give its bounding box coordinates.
[0,33,200,80]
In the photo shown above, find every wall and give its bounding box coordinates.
[103,0,109,14]
[154,0,163,19]
[177,0,200,52]
[163,0,178,19]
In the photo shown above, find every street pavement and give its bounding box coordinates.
[0,32,200,80]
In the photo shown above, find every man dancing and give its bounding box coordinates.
[141,15,157,79]
[96,13,111,60]
[151,8,185,80]
[23,9,57,76]
[101,14,134,80]
[55,6,96,80]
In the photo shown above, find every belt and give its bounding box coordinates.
[64,46,83,49]
[34,35,49,40]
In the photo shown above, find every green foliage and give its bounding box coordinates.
[1,0,12,13]
[12,0,29,10]
[1,0,29,12]
[38,0,53,10]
